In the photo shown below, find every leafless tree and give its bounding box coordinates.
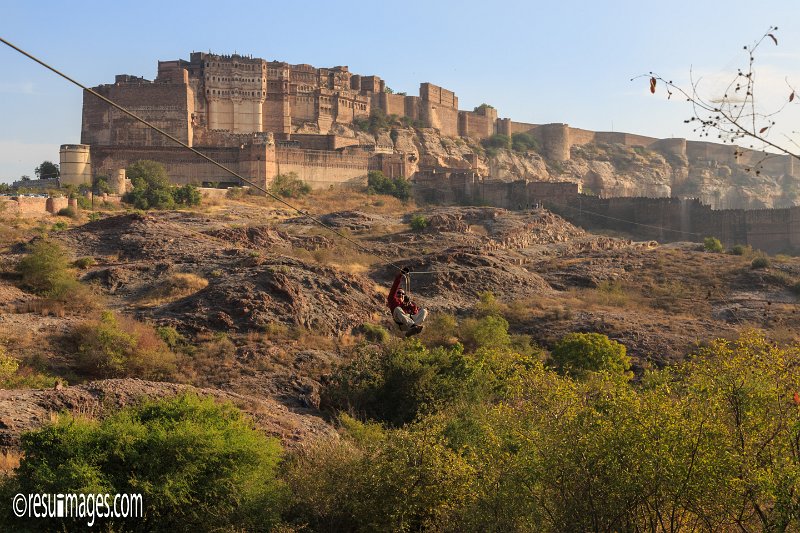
[636,26,799,173]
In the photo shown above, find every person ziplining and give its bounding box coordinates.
[387,268,428,337]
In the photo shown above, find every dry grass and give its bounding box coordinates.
[285,245,379,275]
[572,280,633,309]
[179,333,238,386]
[0,449,21,474]
[240,188,413,217]
[138,272,209,306]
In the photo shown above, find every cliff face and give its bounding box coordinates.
[341,124,798,209]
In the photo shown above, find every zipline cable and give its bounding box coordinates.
[0,36,409,272]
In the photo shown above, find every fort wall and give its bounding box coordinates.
[274,148,369,189]
[458,106,497,140]
[0,196,69,218]
[82,82,192,147]
[90,146,244,186]
[416,178,800,254]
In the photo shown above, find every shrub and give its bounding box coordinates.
[481,134,511,152]
[2,394,285,532]
[419,313,459,348]
[76,196,92,209]
[270,172,311,198]
[172,184,201,206]
[16,240,76,298]
[366,170,411,201]
[322,341,473,426]
[156,325,187,351]
[73,256,96,269]
[731,243,751,255]
[50,221,68,232]
[56,206,77,218]
[69,310,177,379]
[460,315,511,351]
[284,421,473,532]
[751,255,771,269]
[226,186,246,199]
[511,132,540,153]
[0,347,60,389]
[704,236,724,253]
[360,323,390,344]
[410,214,428,232]
[122,160,201,209]
[474,291,502,317]
[551,332,631,379]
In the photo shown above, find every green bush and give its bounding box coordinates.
[69,310,177,379]
[481,134,511,153]
[56,206,77,218]
[703,236,724,253]
[270,172,311,199]
[122,161,201,209]
[751,255,771,269]
[156,325,188,351]
[460,314,511,351]
[2,394,285,532]
[410,214,428,232]
[0,347,60,389]
[76,196,92,209]
[322,341,473,427]
[284,419,473,532]
[289,331,800,531]
[73,256,96,269]
[172,184,201,206]
[17,240,77,298]
[51,221,68,232]
[511,132,540,153]
[360,323,390,344]
[551,332,631,378]
[731,243,751,256]
[366,170,411,201]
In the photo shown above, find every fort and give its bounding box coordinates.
[57,50,800,252]
[415,171,800,254]
[61,50,798,190]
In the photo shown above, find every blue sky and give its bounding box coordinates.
[2,0,799,182]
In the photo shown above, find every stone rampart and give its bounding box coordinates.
[91,146,243,186]
[274,147,369,189]
[82,82,191,147]
[416,177,800,254]
[0,196,68,218]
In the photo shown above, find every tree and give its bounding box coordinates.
[1,394,285,532]
[644,26,799,170]
[551,332,631,378]
[366,170,411,201]
[122,160,201,209]
[703,236,724,253]
[16,240,77,298]
[269,172,311,199]
[473,103,495,113]
[34,161,59,179]
[93,175,111,194]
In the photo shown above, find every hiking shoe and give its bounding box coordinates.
[405,325,424,338]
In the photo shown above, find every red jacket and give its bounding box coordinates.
[387,272,419,315]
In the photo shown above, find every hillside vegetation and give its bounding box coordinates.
[0,186,799,531]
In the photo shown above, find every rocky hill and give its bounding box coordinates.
[339,123,798,209]
[2,192,800,450]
